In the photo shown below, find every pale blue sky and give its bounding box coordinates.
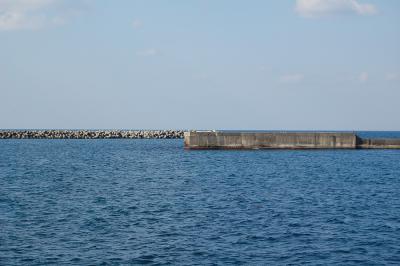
[1,0,399,130]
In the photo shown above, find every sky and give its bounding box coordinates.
[1,0,399,130]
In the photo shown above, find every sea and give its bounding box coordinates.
[1,131,400,265]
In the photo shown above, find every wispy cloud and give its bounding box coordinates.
[0,0,84,31]
[192,73,211,81]
[136,48,159,57]
[385,73,400,81]
[279,74,304,83]
[132,18,142,29]
[358,72,368,82]
[296,0,377,18]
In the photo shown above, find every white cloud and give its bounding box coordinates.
[385,73,400,81]
[296,0,377,18]
[136,48,159,57]
[192,73,210,81]
[358,72,368,82]
[0,0,52,30]
[280,74,304,83]
[132,19,142,29]
[0,0,84,31]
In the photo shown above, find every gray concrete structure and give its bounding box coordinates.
[357,138,400,149]
[184,131,400,149]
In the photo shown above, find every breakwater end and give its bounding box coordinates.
[0,130,184,139]
[184,131,400,149]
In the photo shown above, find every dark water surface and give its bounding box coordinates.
[1,133,400,265]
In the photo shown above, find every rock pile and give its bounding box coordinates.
[0,130,185,139]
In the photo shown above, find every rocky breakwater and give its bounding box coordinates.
[0,130,185,139]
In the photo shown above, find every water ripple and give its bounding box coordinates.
[0,138,400,265]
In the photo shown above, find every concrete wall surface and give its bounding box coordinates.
[358,138,400,149]
[184,131,358,149]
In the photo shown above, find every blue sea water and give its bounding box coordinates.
[1,132,400,265]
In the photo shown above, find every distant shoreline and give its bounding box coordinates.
[0,130,184,139]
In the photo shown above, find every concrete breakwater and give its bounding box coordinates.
[0,130,184,139]
[184,131,400,149]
